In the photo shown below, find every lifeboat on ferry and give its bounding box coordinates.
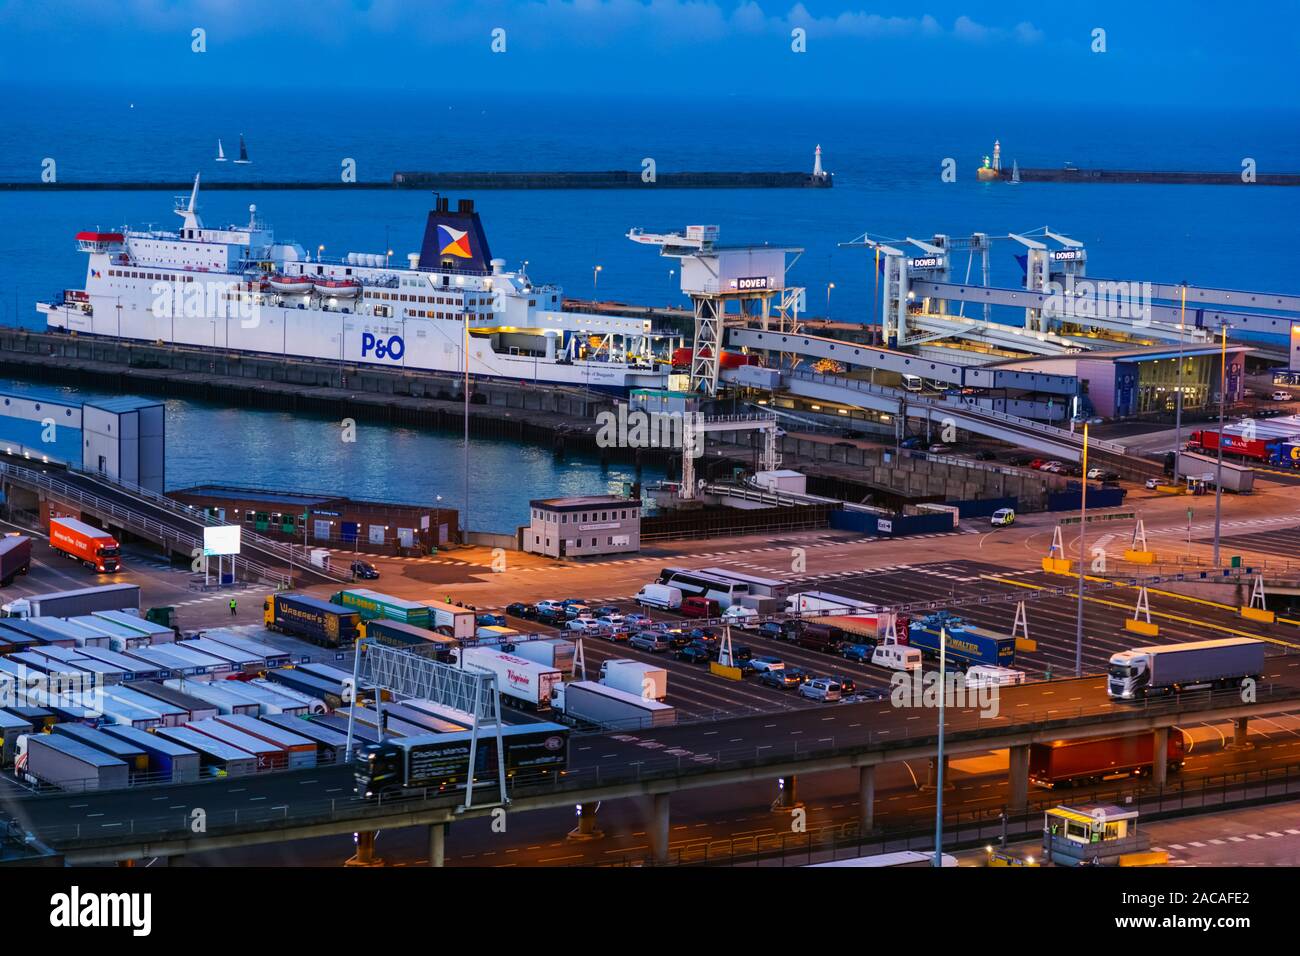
[268,274,314,294]
[313,278,361,298]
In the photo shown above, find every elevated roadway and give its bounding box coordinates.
[8,662,1300,864]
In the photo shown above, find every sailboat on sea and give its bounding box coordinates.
[1010,160,1021,184]
[233,134,251,165]
[215,139,226,162]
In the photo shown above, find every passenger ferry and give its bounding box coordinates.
[40,176,671,394]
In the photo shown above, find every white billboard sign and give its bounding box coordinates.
[203,525,242,556]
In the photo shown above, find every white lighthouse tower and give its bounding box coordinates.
[813,144,826,179]
[993,139,1001,172]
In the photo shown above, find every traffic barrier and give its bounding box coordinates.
[1154,484,1185,495]
[1119,851,1169,867]
[710,662,744,681]
[1123,549,1157,564]
[1240,606,1276,624]
[1015,636,1038,653]
[1041,557,1072,574]
[1125,619,1159,636]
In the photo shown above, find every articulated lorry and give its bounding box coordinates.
[426,603,477,640]
[906,611,1015,670]
[451,646,562,711]
[2,583,141,620]
[0,535,31,586]
[18,732,130,791]
[332,588,432,627]
[599,659,667,701]
[551,680,676,729]
[1107,638,1266,700]
[49,517,121,572]
[263,593,360,648]
[1029,733,1186,788]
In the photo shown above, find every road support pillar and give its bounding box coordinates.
[858,765,876,834]
[1008,744,1030,814]
[650,793,671,865]
[771,774,802,811]
[427,823,446,867]
[1227,717,1252,751]
[921,755,952,792]
[1152,727,1170,789]
[345,830,384,867]
[567,802,604,841]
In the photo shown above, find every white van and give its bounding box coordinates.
[964,665,1026,689]
[990,508,1015,528]
[872,643,922,672]
[1272,390,1293,402]
[635,583,683,610]
[799,678,842,702]
[722,605,758,629]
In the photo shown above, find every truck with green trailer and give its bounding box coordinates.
[331,588,432,628]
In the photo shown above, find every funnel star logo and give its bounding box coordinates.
[437,224,472,258]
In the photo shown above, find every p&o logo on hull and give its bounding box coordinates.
[361,332,405,361]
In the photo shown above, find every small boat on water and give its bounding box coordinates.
[233,134,251,165]
[215,139,227,162]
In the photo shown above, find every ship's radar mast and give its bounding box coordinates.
[173,173,203,232]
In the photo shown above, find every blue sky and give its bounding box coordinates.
[0,0,1291,108]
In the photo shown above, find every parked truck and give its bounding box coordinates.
[361,618,457,660]
[1,583,141,620]
[512,637,576,674]
[355,722,570,798]
[262,593,360,648]
[18,732,130,791]
[810,610,908,646]
[551,680,676,728]
[599,659,667,701]
[906,612,1015,670]
[49,516,121,572]
[332,588,432,627]
[427,603,478,640]
[786,591,877,616]
[1107,638,1266,700]
[1177,451,1254,493]
[451,646,562,711]
[0,535,31,586]
[1029,733,1187,788]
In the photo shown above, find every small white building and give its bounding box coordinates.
[526,495,641,559]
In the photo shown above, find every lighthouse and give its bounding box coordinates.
[993,140,1001,172]
[813,144,825,179]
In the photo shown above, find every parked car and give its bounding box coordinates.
[536,599,565,615]
[1086,467,1106,480]
[779,619,805,641]
[1094,470,1121,482]
[760,667,808,690]
[799,677,842,702]
[476,613,506,627]
[505,602,537,620]
[1272,390,1293,401]
[842,642,874,663]
[1009,455,1034,466]
[728,645,754,664]
[900,436,923,449]
[722,605,759,629]
[567,619,601,635]
[928,443,953,454]
[1145,477,1161,490]
[565,604,593,620]
[756,621,785,641]
[973,450,997,461]
[689,627,719,641]
[746,655,786,674]
[536,607,568,626]
[675,641,714,664]
[681,596,721,619]
[350,560,380,580]
[831,675,857,696]
[593,605,622,617]
[625,611,652,627]
[629,631,669,653]
[660,629,693,650]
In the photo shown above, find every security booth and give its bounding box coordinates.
[1043,803,1147,867]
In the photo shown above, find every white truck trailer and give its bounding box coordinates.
[599,659,668,701]
[452,646,562,711]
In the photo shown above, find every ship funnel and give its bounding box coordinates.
[490,258,505,275]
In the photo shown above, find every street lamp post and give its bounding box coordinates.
[593,265,602,290]
[826,282,835,320]
[1213,323,1229,565]
[933,627,947,867]
[1076,421,1089,678]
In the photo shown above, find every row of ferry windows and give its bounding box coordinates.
[532,509,634,523]
[108,269,193,281]
[369,292,463,305]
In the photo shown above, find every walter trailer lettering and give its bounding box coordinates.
[263,593,360,648]
[906,611,1015,669]
[49,517,120,572]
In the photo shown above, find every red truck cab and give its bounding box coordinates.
[49,517,121,572]
[680,596,720,619]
